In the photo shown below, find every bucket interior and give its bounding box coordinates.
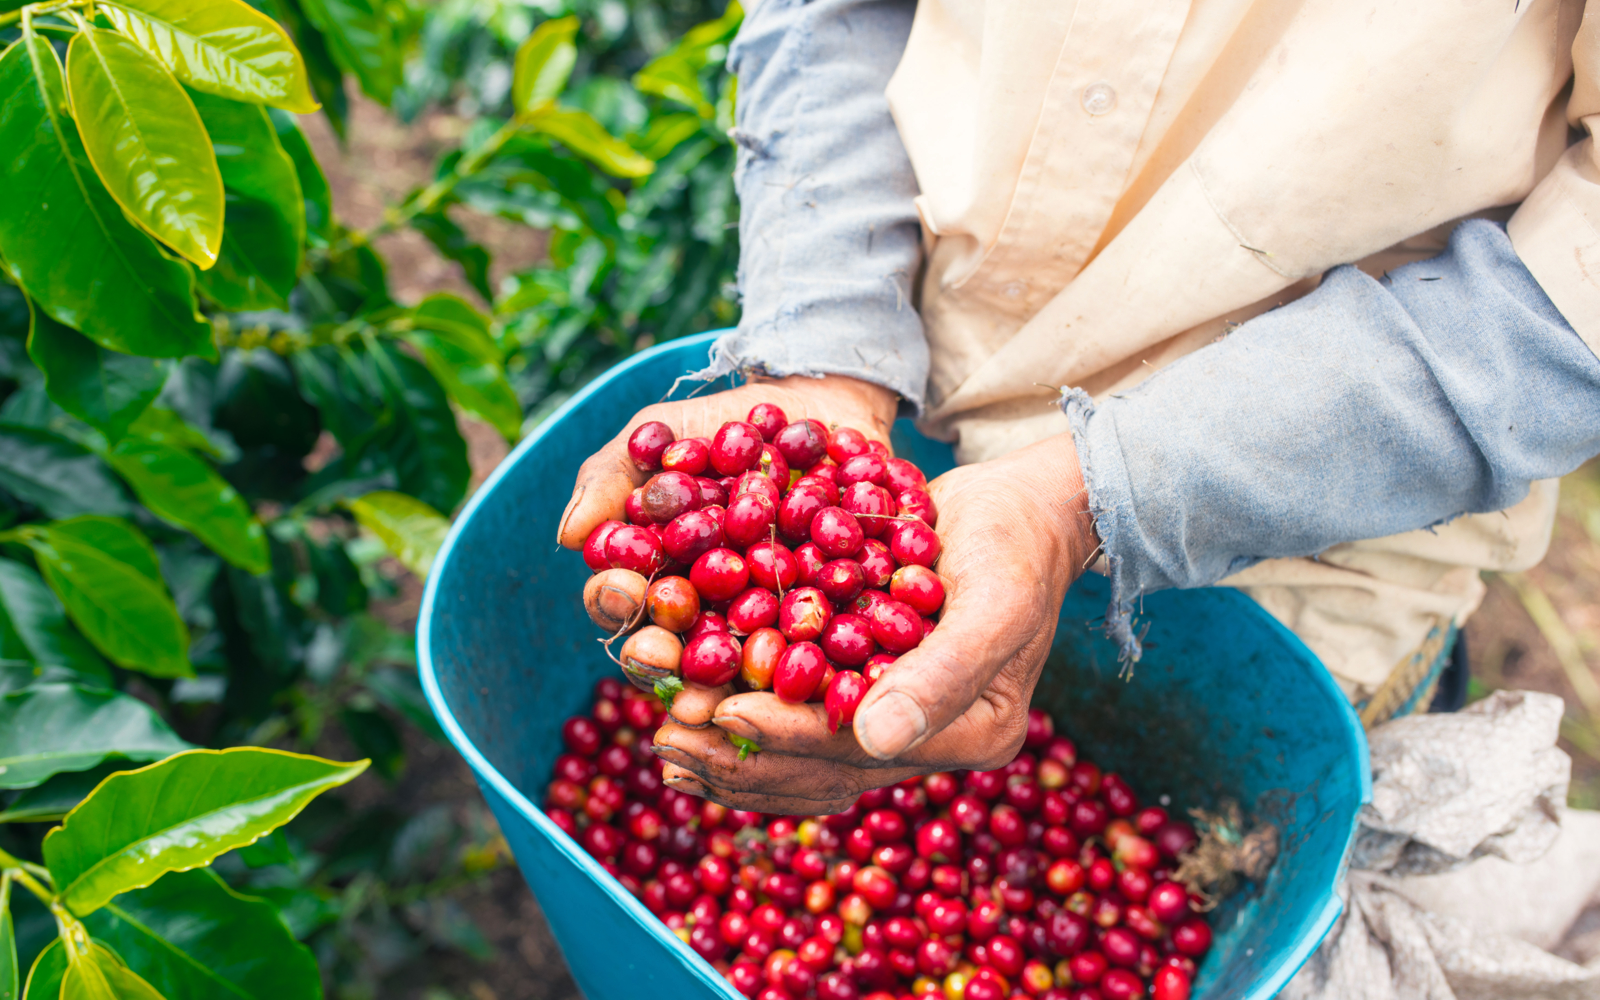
[420,332,1370,1000]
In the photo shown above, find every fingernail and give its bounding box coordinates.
[556,485,584,543]
[665,774,707,797]
[712,715,759,741]
[650,744,691,766]
[855,690,927,759]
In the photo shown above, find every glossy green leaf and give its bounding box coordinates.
[102,0,318,112]
[24,523,192,678]
[43,748,368,915]
[372,344,470,514]
[126,407,225,460]
[84,869,320,1000]
[512,15,577,118]
[48,517,161,583]
[190,91,304,311]
[405,294,519,440]
[530,109,654,178]
[0,38,212,359]
[297,0,400,103]
[61,940,165,1000]
[632,112,704,160]
[0,560,110,683]
[343,491,449,579]
[21,939,62,1000]
[0,683,190,790]
[268,109,332,242]
[66,28,225,269]
[26,300,165,442]
[1,875,16,1000]
[106,438,269,574]
[0,426,133,520]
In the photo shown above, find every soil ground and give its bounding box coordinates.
[305,93,1600,999]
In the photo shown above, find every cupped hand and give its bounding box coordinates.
[650,430,1099,814]
[559,373,898,726]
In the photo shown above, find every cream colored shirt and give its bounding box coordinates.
[887,0,1596,462]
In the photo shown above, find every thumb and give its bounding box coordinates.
[557,434,649,549]
[852,565,1041,760]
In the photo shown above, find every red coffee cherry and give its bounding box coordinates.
[712,420,765,476]
[747,403,788,441]
[661,436,711,475]
[628,421,675,470]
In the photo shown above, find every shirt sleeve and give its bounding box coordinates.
[1505,9,1600,356]
[1064,220,1600,663]
[695,0,929,411]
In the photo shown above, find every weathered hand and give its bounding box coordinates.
[651,431,1098,814]
[558,373,898,726]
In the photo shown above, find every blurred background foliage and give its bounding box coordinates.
[0,0,738,995]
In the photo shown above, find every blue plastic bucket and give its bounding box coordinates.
[419,331,1371,1000]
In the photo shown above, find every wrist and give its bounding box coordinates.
[1009,431,1099,579]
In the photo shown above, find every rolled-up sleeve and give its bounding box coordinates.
[704,0,929,411]
[1066,221,1600,662]
[1507,8,1600,354]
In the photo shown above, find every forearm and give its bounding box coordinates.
[1066,220,1600,659]
[707,0,928,410]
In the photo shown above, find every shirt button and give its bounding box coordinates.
[1081,82,1117,116]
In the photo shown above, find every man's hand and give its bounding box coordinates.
[649,431,1099,814]
[559,373,898,726]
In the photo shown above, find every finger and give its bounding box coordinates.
[557,437,647,549]
[853,526,1055,760]
[666,681,733,728]
[661,760,861,815]
[654,721,924,798]
[710,691,896,764]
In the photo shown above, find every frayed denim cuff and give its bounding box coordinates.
[1061,387,1148,665]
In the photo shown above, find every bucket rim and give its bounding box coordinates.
[418,329,1372,1000]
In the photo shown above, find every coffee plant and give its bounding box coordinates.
[0,0,740,993]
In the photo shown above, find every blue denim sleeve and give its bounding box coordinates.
[1063,220,1600,662]
[697,0,929,411]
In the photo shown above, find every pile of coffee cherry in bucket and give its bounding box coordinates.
[546,688,1212,1000]
[579,405,944,729]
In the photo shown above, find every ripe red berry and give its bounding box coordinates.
[866,598,923,654]
[793,542,828,585]
[690,548,749,602]
[747,403,788,441]
[724,492,777,548]
[1070,799,1109,837]
[1099,968,1146,1000]
[735,470,782,507]
[914,937,956,977]
[839,453,889,488]
[773,419,829,468]
[1171,918,1212,957]
[659,436,709,475]
[824,670,870,733]
[682,632,742,686]
[1146,881,1190,924]
[886,564,942,615]
[1135,806,1169,836]
[774,641,828,703]
[1155,821,1199,860]
[862,652,894,685]
[583,520,624,572]
[712,421,765,476]
[778,587,834,642]
[827,427,872,464]
[758,444,790,491]
[562,716,602,755]
[950,794,990,834]
[811,506,865,558]
[1152,966,1192,1000]
[696,476,728,508]
[778,485,830,542]
[728,588,780,633]
[743,540,799,592]
[815,559,866,603]
[915,818,962,863]
[642,471,702,524]
[795,474,841,505]
[819,613,877,666]
[888,519,940,568]
[628,421,675,471]
[840,481,895,538]
[896,488,938,527]
[604,524,666,574]
[883,458,925,493]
